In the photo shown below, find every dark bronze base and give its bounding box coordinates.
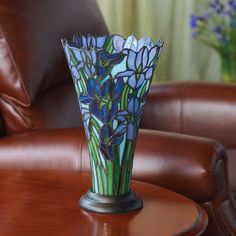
[80,189,143,214]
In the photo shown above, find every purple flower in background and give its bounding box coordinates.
[213,25,226,41]
[190,15,198,28]
[210,0,224,13]
[190,0,236,43]
[190,15,206,28]
[190,0,236,83]
[228,0,236,10]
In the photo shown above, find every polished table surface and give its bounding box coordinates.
[0,170,208,236]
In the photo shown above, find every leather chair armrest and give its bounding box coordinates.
[133,129,228,203]
[0,128,228,203]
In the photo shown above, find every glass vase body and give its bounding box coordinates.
[62,35,163,199]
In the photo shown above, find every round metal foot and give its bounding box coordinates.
[80,189,143,214]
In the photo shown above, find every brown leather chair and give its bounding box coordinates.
[0,0,235,235]
[142,81,236,195]
[141,81,236,235]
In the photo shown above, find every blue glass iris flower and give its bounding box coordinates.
[228,0,236,10]
[127,97,145,140]
[210,0,224,13]
[79,78,125,123]
[73,48,97,78]
[190,15,207,28]
[116,46,158,89]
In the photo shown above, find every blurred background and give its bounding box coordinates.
[97,0,222,83]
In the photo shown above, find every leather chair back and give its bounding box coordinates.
[0,0,108,134]
[141,81,236,193]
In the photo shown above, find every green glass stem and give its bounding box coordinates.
[88,138,136,197]
[221,55,236,82]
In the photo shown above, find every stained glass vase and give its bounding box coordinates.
[62,35,163,213]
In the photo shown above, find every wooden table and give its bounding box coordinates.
[0,170,207,236]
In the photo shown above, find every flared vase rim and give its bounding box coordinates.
[61,34,164,54]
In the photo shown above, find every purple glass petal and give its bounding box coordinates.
[133,98,139,113]
[128,98,134,113]
[114,78,124,98]
[87,79,95,97]
[99,67,107,77]
[91,36,96,48]
[81,50,87,62]
[142,47,148,68]
[117,111,129,115]
[148,46,157,66]
[108,145,115,160]
[101,80,110,96]
[97,36,107,48]
[115,124,127,134]
[79,94,91,104]
[91,50,96,64]
[102,105,109,120]
[116,70,134,78]
[146,67,153,79]
[127,51,136,70]
[116,115,126,121]
[127,123,135,140]
[94,80,101,96]
[71,66,80,79]
[128,74,137,88]
[64,44,71,62]
[128,97,139,114]
[117,110,128,121]
[84,65,91,77]
[101,126,109,143]
[113,35,125,52]
[85,50,92,62]
[72,36,82,48]
[91,65,96,74]
[108,79,114,96]
[82,36,87,48]
[87,35,91,47]
[109,101,117,120]
[136,73,145,88]
[135,48,143,70]
[77,61,84,71]
[111,135,123,145]
[91,101,100,118]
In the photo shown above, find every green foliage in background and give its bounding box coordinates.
[191,0,236,82]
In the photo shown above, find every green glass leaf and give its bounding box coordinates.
[96,165,104,194]
[120,84,129,110]
[113,145,120,195]
[101,167,108,194]
[103,38,113,53]
[106,160,114,195]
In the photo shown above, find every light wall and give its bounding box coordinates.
[97,0,221,83]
